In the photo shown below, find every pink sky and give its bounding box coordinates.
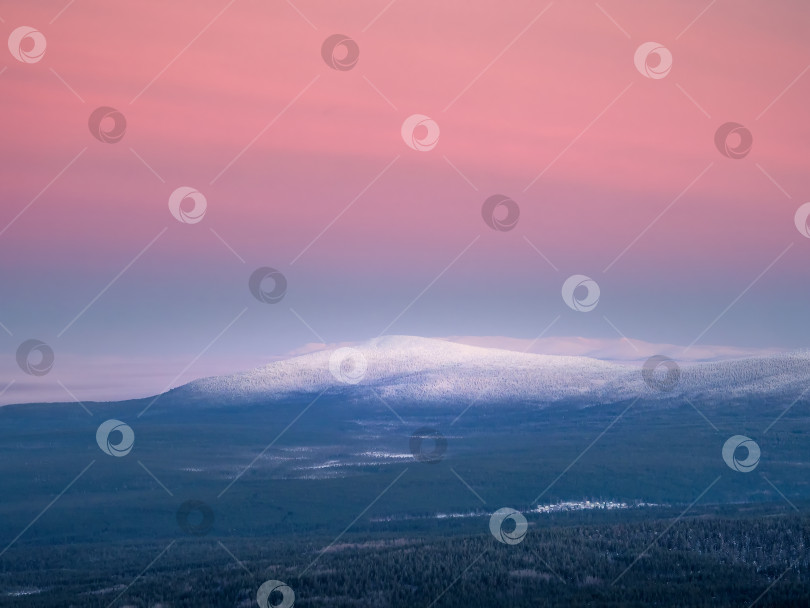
[1,0,809,403]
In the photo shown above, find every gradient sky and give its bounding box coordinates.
[2,0,810,403]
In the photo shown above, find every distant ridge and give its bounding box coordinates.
[174,336,810,407]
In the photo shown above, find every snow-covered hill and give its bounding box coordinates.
[174,335,810,407]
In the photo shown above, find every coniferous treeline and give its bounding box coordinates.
[1,511,807,607]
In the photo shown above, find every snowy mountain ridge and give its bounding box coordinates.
[175,336,810,406]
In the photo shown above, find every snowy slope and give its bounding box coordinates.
[175,336,810,406]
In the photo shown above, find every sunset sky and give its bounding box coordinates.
[2,0,809,403]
